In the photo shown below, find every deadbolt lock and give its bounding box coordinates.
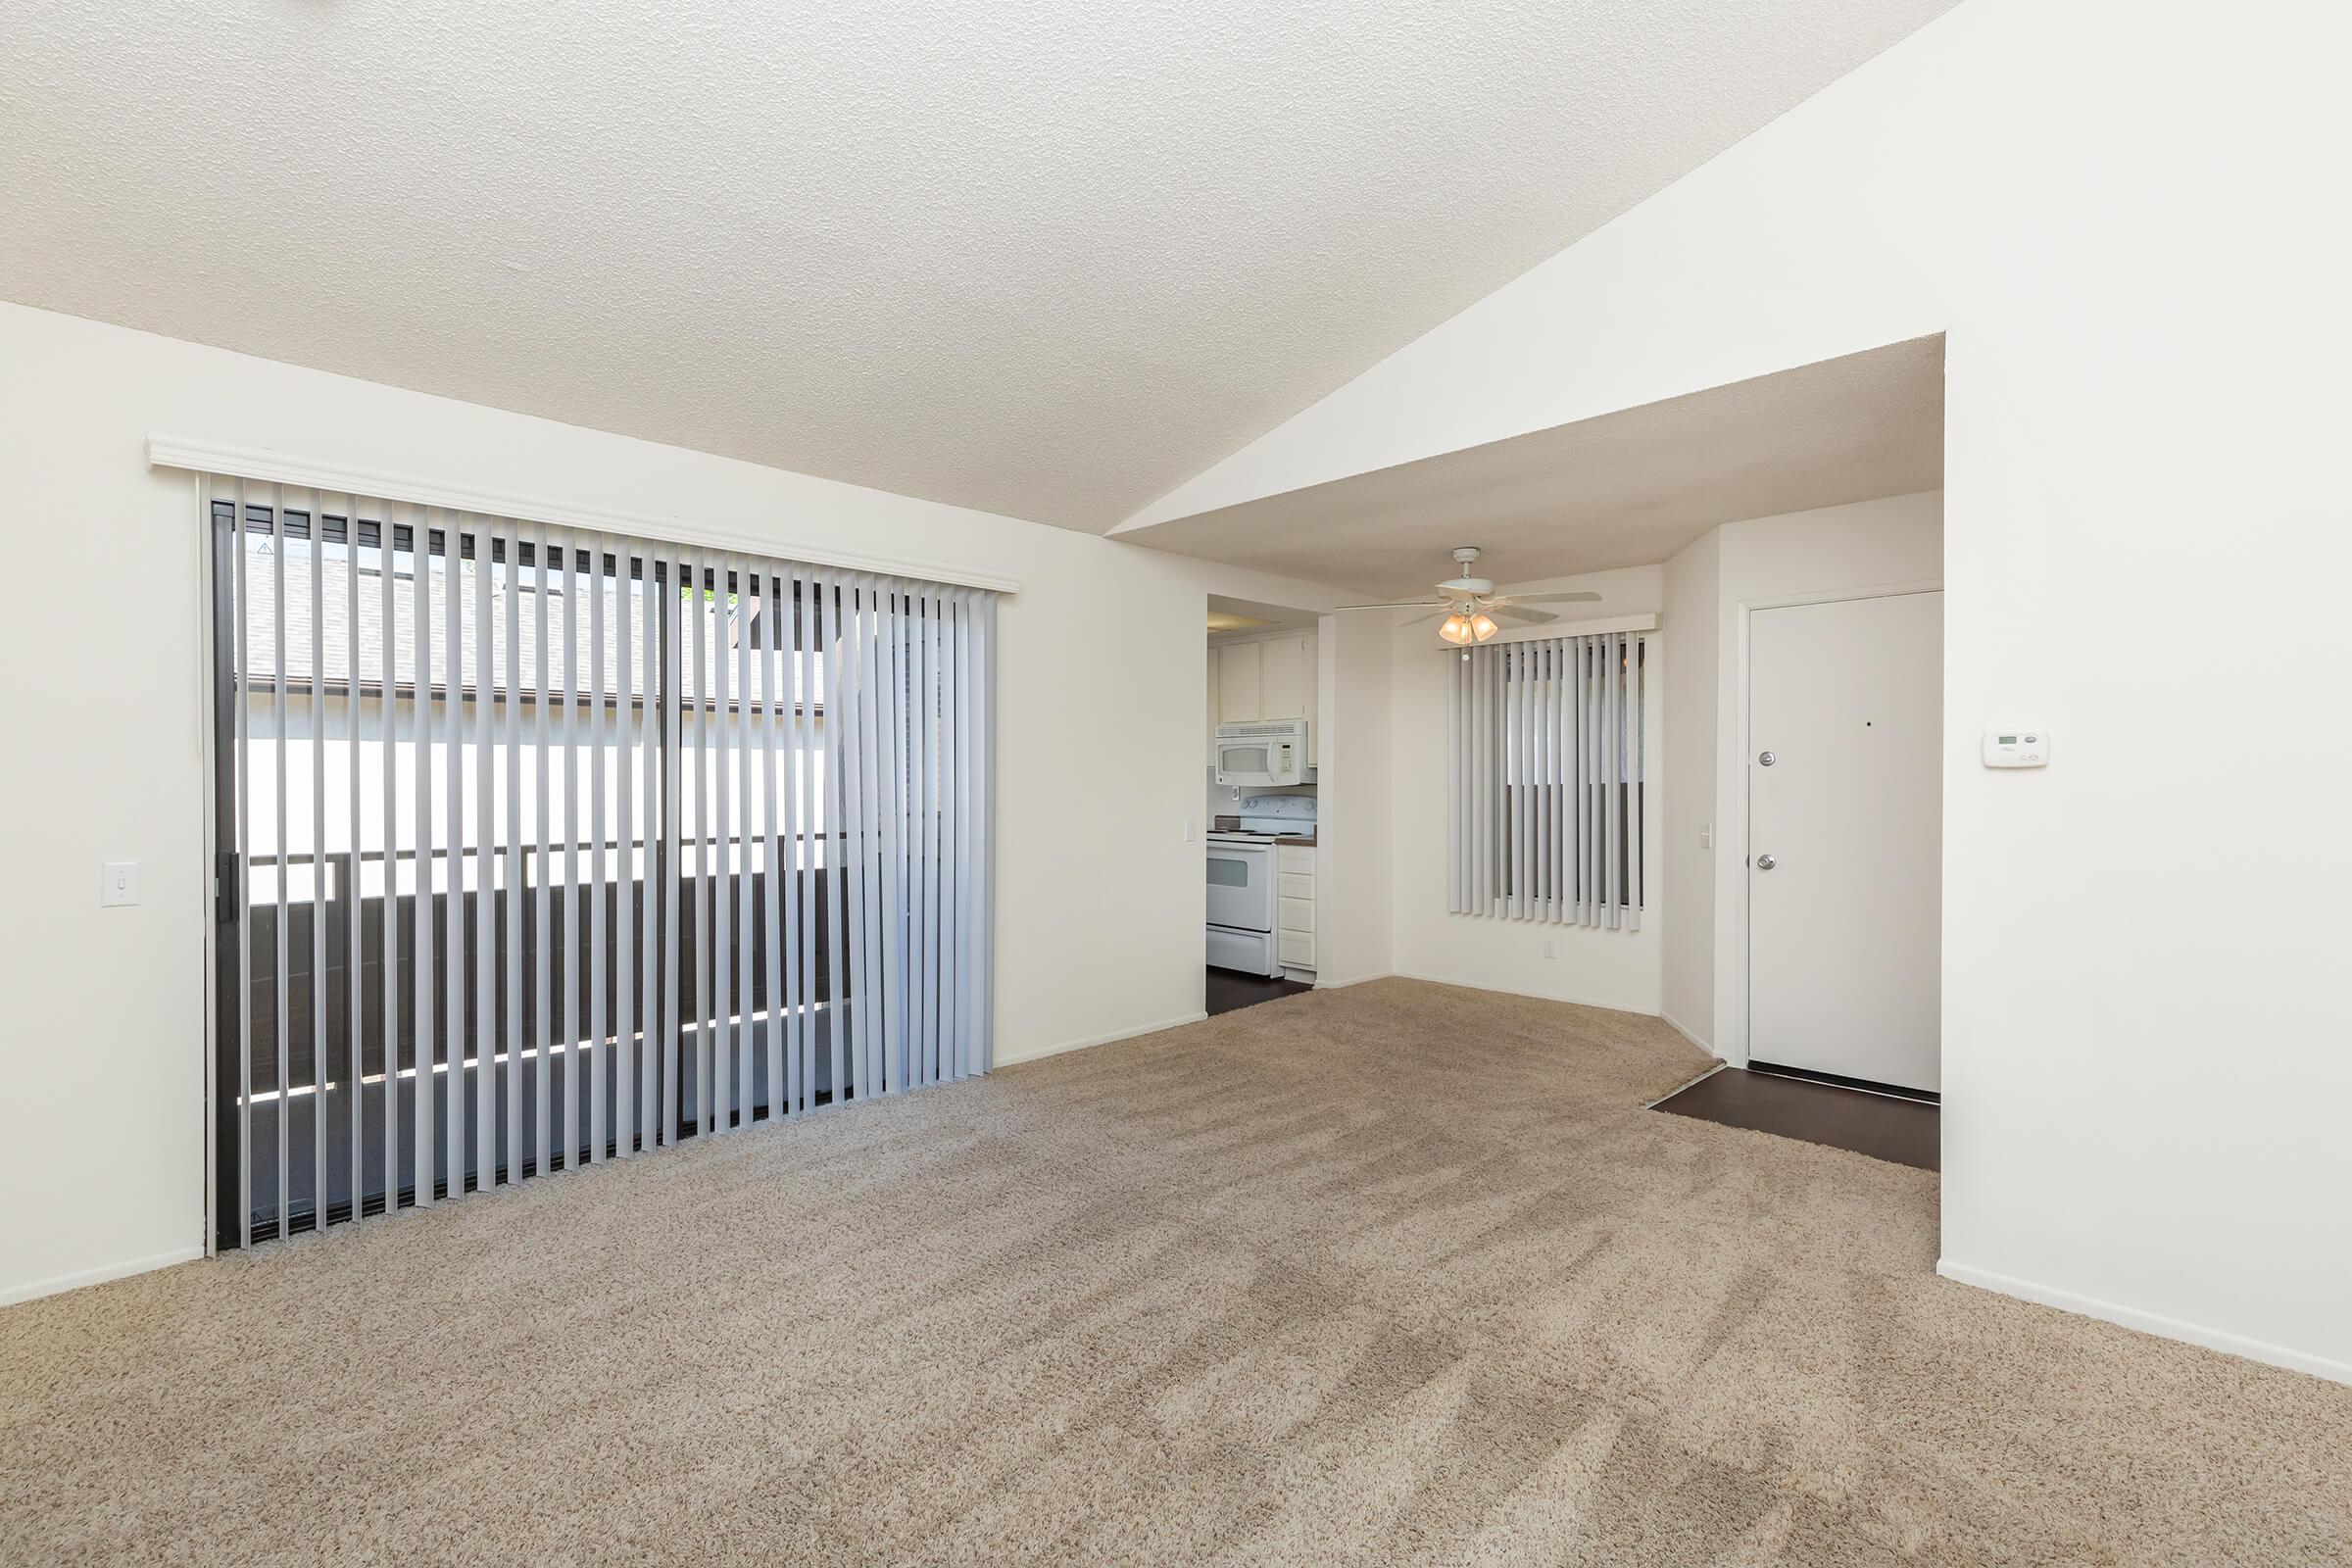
[1758,751,1776,766]
[1755,854,1778,870]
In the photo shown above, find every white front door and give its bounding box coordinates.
[1748,591,1942,1094]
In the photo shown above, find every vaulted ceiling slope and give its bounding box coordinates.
[1122,337,1945,598]
[3,0,1959,531]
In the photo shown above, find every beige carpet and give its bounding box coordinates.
[4,979,2347,1565]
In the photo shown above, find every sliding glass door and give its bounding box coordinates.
[208,481,993,1250]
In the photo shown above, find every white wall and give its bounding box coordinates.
[0,300,1356,1304]
[1709,493,1944,1059]
[1658,529,1719,1048]
[1386,565,1665,1013]
[1315,611,1392,986]
[1122,2,2352,1379]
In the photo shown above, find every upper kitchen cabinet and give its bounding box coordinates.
[1257,635,1310,726]
[1208,628,1320,765]
[1217,640,1259,724]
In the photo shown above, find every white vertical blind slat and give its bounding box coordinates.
[878,586,906,1095]
[1553,645,1569,925]
[343,494,364,1216]
[1469,648,1487,913]
[473,518,498,1188]
[959,592,974,1077]
[711,550,735,1133]
[306,490,326,1221]
[639,545,662,1152]
[1444,652,1460,913]
[761,565,787,1122]
[532,523,554,1172]
[270,486,290,1237]
[975,594,997,1074]
[411,507,436,1204]
[1525,645,1540,920]
[736,558,757,1121]
[683,547,705,1135]
[1606,631,1621,930]
[923,597,945,1086]
[612,537,637,1156]
[588,534,609,1160]
[233,478,253,1249]
[442,514,467,1199]
[503,521,525,1181]
[818,572,847,1109]
[560,530,582,1166]
[931,597,950,1081]
[843,577,871,1101]
[781,567,808,1117]
[1579,639,1594,928]
[1626,635,1642,933]
[661,547,683,1148]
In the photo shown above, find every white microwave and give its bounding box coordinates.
[1215,719,1310,786]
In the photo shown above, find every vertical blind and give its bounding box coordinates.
[1446,632,1646,928]
[207,476,996,1249]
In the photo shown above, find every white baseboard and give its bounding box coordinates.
[996,1011,1210,1067]
[0,1244,207,1309]
[1936,1258,2351,1387]
[1312,970,1394,990]
[1390,970,1659,1018]
[1659,1008,1714,1054]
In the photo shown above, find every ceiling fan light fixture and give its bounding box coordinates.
[1438,612,1476,646]
[1468,612,1499,642]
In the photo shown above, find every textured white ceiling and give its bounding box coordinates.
[2,0,1958,531]
[1116,337,1945,597]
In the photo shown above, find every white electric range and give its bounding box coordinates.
[1206,795,1316,977]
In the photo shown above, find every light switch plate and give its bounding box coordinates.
[1982,727,2050,767]
[101,860,140,906]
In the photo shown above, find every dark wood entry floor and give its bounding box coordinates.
[1206,968,1313,1017]
[1653,1066,1939,1171]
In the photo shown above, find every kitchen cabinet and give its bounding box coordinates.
[1277,843,1317,973]
[1207,629,1320,766]
[1258,636,1309,730]
[1217,640,1261,726]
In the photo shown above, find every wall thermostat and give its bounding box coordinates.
[1982,727,2049,767]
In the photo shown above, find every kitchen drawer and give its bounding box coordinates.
[1207,925,1279,978]
[1277,845,1315,874]
[1278,930,1316,968]
[1277,871,1314,902]
[1278,896,1315,934]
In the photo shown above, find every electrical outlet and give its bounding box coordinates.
[1700,822,1713,850]
[1183,817,1195,843]
[1543,938,1556,959]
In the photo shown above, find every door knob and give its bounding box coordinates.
[1757,751,1776,766]
[1755,854,1778,870]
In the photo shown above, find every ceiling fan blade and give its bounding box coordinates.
[1398,610,1446,626]
[1491,606,1558,626]
[1333,599,1441,611]
[1497,590,1602,604]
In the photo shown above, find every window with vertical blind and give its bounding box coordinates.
[1446,631,1646,927]
[206,476,995,1249]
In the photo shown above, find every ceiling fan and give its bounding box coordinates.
[1336,548,1599,645]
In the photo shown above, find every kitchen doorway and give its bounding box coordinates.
[1203,594,1327,1013]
